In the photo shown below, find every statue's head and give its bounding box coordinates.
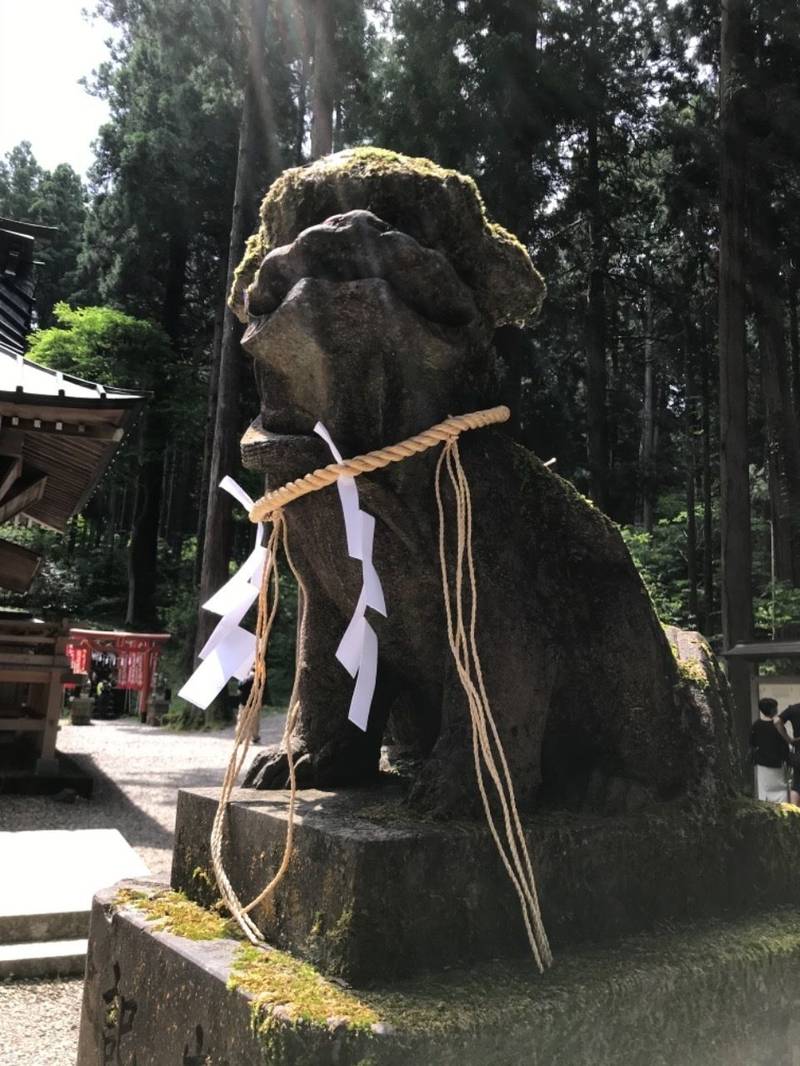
[232,148,544,478]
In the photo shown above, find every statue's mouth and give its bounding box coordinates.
[240,411,331,480]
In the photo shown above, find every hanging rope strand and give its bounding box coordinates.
[456,447,551,959]
[210,515,284,942]
[436,441,552,970]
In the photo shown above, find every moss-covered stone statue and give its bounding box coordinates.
[233,147,739,816]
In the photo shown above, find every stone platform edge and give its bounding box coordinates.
[171,785,800,981]
[77,880,800,1066]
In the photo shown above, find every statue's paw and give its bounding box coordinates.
[243,734,383,791]
[243,744,314,790]
[407,753,483,820]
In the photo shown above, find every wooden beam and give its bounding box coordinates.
[0,670,53,684]
[0,538,41,593]
[0,468,47,524]
[0,401,129,426]
[0,413,124,441]
[0,652,64,666]
[0,455,21,501]
[0,718,46,731]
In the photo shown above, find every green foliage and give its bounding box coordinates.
[621,518,699,630]
[754,582,800,641]
[0,519,129,622]
[27,302,171,389]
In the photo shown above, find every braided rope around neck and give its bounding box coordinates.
[211,404,552,968]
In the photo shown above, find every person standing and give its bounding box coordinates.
[773,700,800,806]
[751,698,789,803]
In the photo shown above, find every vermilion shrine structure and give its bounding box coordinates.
[66,629,170,722]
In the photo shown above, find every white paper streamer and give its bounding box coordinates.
[314,422,387,731]
[179,625,256,710]
[178,477,264,710]
[313,423,363,558]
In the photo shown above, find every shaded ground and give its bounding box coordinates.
[0,712,285,1066]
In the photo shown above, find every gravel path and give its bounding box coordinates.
[0,713,285,1066]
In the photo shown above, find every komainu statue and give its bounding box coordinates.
[232,148,738,817]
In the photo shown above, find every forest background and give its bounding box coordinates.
[1,0,798,719]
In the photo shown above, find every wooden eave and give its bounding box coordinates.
[723,642,800,660]
[0,352,144,535]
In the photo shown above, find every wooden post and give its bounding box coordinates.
[36,666,63,773]
[139,646,153,724]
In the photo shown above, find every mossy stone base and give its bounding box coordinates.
[171,785,800,982]
[78,880,800,1066]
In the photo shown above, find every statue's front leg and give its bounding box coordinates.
[244,586,389,789]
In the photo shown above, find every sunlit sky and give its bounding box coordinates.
[0,0,115,176]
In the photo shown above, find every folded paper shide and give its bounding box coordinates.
[180,427,386,732]
[178,477,266,711]
[314,421,387,731]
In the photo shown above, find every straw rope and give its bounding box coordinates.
[248,406,510,522]
[210,403,551,968]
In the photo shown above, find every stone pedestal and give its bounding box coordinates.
[146,697,168,727]
[70,696,93,725]
[78,880,800,1066]
[77,789,800,1064]
[172,785,800,982]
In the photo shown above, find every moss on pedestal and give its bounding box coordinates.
[104,884,800,1066]
[230,943,378,1030]
[114,887,237,941]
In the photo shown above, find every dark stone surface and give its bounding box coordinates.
[231,149,740,817]
[78,880,800,1066]
[77,883,266,1066]
[0,739,92,797]
[172,785,800,983]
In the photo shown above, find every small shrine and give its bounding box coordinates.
[66,629,170,723]
[0,216,144,789]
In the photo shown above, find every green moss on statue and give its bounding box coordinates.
[231,147,545,330]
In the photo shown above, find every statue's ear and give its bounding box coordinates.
[478,224,546,329]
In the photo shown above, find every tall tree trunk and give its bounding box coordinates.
[719,0,753,763]
[751,202,800,587]
[310,0,335,159]
[295,52,308,164]
[126,226,187,630]
[639,285,656,532]
[585,112,609,513]
[195,256,228,587]
[701,335,714,635]
[789,268,800,420]
[160,441,174,541]
[196,0,280,720]
[126,432,163,629]
[685,320,699,625]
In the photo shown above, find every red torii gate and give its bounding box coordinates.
[66,629,170,721]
